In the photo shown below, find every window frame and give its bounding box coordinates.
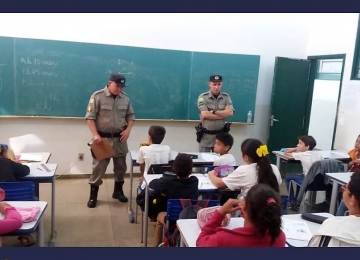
[351,14,360,80]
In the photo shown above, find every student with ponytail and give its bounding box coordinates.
[208,138,282,197]
[197,183,286,247]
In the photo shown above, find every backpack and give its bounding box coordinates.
[163,199,210,247]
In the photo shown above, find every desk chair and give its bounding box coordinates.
[160,199,220,247]
[0,182,37,201]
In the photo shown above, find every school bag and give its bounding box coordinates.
[163,199,210,247]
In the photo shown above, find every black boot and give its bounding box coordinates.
[112,181,128,203]
[87,185,99,208]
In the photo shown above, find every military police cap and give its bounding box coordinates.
[209,75,222,82]
[109,73,126,87]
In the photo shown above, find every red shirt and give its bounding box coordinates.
[196,210,286,247]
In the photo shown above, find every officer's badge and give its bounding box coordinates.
[215,76,219,80]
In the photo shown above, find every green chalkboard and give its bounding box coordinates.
[0,36,260,122]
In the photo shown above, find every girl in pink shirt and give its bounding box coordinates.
[197,183,286,247]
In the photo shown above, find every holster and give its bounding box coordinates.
[195,123,206,143]
[223,122,232,133]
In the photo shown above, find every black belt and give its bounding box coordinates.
[204,129,223,135]
[98,131,122,138]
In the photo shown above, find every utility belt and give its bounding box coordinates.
[97,131,122,138]
[195,122,232,143]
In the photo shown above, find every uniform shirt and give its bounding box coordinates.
[221,163,282,196]
[85,86,135,134]
[197,91,234,147]
[292,151,324,176]
[213,154,237,166]
[0,158,30,182]
[196,210,286,247]
[136,144,172,177]
[149,175,199,213]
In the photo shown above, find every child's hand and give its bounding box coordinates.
[0,202,12,214]
[208,170,217,177]
[218,199,242,215]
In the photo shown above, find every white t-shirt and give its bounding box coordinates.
[222,163,282,196]
[213,154,237,166]
[136,144,171,177]
[292,151,323,176]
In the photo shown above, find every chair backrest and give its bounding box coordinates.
[147,163,174,175]
[0,182,36,201]
[166,199,220,221]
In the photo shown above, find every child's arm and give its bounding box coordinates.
[139,163,145,176]
[12,161,30,180]
[0,204,23,235]
[284,148,297,157]
[208,170,227,189]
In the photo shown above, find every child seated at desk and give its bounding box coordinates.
[208,139,282,197]
[136,125,171,189]
[336,134,360,216]
[0,202,23,247]
[212,133,236,166]
[148,153,199,247]
[196,183,285,247]
[0,144,35,246]
[308,170,360,247]
[0,144,30,182]
[284,135,323,209]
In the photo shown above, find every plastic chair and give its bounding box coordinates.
[161,199,220,247]
[0,182,37,201]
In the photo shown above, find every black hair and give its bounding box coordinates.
[347,170,360,209]
[298,135,317,150]
[173,153,193,179]
[215,133,234,151]
[148,125,166,144]
[241,139,279,193]
[245,183,282,246]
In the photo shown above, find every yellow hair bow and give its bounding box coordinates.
[256,145,269,157]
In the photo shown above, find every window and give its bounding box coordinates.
[316,59,342,80]
[351,14,360,80]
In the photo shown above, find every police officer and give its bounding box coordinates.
[197,75,234,152]
[85,73,135,208]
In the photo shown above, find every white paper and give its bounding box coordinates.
[340,83,358,112]
[19,154,42,162]
[200,153,219,161]
[282,218,313,241]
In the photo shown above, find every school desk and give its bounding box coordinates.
[21,163,58,247]
[1,201,48,247]
[325,172,352,215]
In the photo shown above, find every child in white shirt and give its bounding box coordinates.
[208,138,282,198]
[137,125,171,189]
[213,133,236,166]
[284,135,323,209]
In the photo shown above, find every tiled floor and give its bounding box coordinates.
[2,175,295,247]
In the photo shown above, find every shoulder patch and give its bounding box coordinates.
[198,97,204,102]
[89,98,94,104]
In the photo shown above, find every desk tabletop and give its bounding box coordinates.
[22,163,58,179]
[272,150,350,161]
[0,201,48,232]
[18,152,51,164]
[177,212,333,247]
[130,150,219,164]
[326,172,352,185]
[144,173,217,191]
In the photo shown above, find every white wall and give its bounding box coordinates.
[306,13,360,152]
[0,13,311,175]
[308,80,340,150]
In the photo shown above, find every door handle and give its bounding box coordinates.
[270,115,279,126]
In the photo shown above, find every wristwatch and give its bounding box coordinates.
[212,110,216,114]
